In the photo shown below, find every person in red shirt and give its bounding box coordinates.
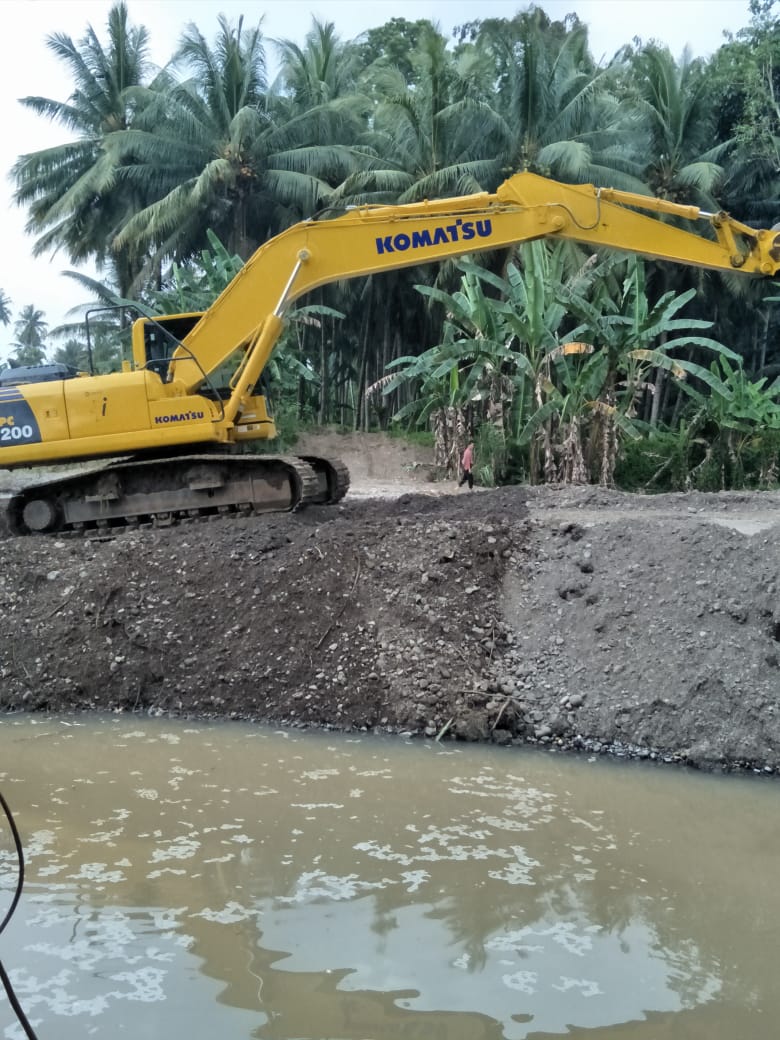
[458,440,474,489]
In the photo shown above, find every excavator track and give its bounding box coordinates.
[299,456,350,505]
[5,454,349,536]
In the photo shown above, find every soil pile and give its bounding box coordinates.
[1,434,778,774]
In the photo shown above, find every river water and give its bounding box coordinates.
[0,716,777,1040]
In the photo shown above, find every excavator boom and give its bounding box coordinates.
[170,172,780,404]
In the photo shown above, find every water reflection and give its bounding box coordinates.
[0,717,777,1039]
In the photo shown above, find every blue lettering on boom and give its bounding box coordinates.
[376,218,493,255]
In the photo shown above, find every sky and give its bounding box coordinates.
[0,0,757,361]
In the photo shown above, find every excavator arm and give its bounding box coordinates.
[166,171,780,429]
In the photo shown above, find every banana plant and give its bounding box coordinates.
[675,354,780,487]
[146,229,244,315]
[385,262,525,475]
[561,258,738,408]
[559,256,740,483]
[385,239,606,482]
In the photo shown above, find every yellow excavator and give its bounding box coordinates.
[2,171,779,534]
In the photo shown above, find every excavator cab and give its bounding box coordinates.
[132,313,204,381]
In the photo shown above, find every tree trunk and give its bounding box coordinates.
[649,330,669,426]
[355,333,368,431]
[649,368,665,426]
[318,292,327,425]
[669,380,684,428]
[758,309,768,372]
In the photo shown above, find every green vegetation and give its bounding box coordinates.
[7,305,48,367]
[4,0,780,491]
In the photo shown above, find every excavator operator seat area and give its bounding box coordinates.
[133,312,204,378]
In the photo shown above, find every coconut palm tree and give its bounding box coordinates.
[622,45,747,416]
[111,15,369,271]
[269,18,378,426]
[9,305,48,366]
[11,1,154,297]
[469,7,645,191]
[629,45,730,208]
[51,339,90,371]
[320,24,498,429]
[274,18,361,107]
[109,14,268,265]
[343,22,494,204]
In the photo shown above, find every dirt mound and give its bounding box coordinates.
[1,433,779,774]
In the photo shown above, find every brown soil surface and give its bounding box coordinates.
[1,431,779,774]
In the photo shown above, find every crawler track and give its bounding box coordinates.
[300,456,350,505]
[5,454,350,535]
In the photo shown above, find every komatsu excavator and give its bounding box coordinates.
[2,171,779,534]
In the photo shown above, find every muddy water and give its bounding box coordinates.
[0,718,778,1040]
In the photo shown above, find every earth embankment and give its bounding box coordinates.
[1,432,778,774]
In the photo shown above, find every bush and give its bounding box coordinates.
[614,428,780,492]
[473,425,510,487]
[614,431,687,492]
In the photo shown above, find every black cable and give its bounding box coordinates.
[0,791,23,937]
[0,790,40,1040]
[0,961,38,1040]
